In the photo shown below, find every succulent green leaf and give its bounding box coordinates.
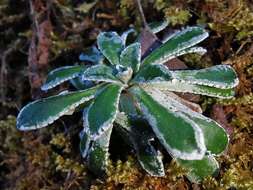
[144,80,235,99]
[142,27,208,65]
[171,65,239,89]
[115,66,133,84]
[132,64,172,84]
[190,117,229,155]
[87,126,113,175]
[135,141,165,177]
[129,86,206,160]
[144,87,229,155]
[85,84,123,139]
[120,43,141,73]
[97,32,123,65]
[115,112,165,176]
[70,77,86,90]
[131,125,165,176]
[17,86,99,130]
[70,76,94,90]
[115,112,155,141]
[177,155,219,183]
[82,64,122,84]
[115,112,132,131]
[79,46,104,63]
[114,113,135,149]
[149,20,169,34]
[160,91,202,113]
[41,65,84,91]
[79,129,91,158]
[119,94,139,117]
[121,28,135,46]
[162,46,207,60]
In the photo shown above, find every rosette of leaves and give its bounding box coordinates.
[16,25,239,183]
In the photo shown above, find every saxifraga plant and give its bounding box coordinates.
[16,23,239,183]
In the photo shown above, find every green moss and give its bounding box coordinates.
[50,133,71,153]
[90,157,187,190]
[208,1,253,40]
[164,6,191,26]
[55,155,86,176]
[182,54,213,69]
[153,0,191,26]
[0,115,20,152]
[153,0,167,11]
[119,0,135,20]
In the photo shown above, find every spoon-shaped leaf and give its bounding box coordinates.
[41,65,85,91]
[142,27,208,65]
[119,94,140,117]
[82,64,122,84]
[143,80,235,99]
[97,32,123,65]
[135,141,165,177]
[133,20,168,44]
[171,65,239,89]
[131,123,165,176]
[177,155,219,183]
[87,126,113,175]
[17,86,99,130]
[121,28,136,46]
[149,20,169,34]
[115,112,165,176]
[144,87,229,155]
[79,46,104,63]
[159,46,207,61]
[70,76,94,90]
[85,84,123,139]
[79,129,91,158]
[189,116,229,155]
[161,91,202,113]
[120,43,141,73]
[129,86,206,160]
[132,64,172,84]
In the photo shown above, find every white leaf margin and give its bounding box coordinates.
[135,142,165,176]
[79,128,91,158]
[81,64,123,85]
[41,66,83,91]
[120,28,136,46]
[120,42,141,73]
[17,90,96,131]
[140,80,235,99]
[84,85,124,140]
[131,87,206,160]
[142,26,209,65]
[87,125,113,172]
[143,86,229,156]
[170,65,239,89]
[97,31,123,65]
[177,155,219,183]
[132,64,172,84]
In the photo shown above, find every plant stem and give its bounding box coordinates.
[135,0,149,29]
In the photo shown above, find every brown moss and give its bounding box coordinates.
[163,6,191,26]
[90,158,188,190]
[0,116,90,189]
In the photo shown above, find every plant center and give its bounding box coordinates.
[116,65,133,84]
